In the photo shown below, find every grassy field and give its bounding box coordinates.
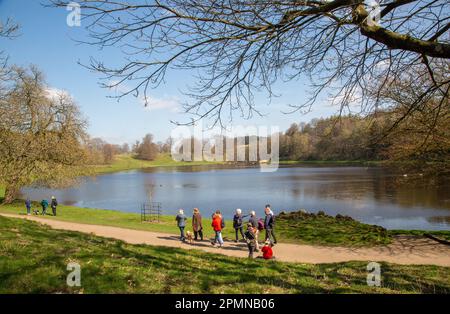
[1,215,449,294]
[93,153,224,174]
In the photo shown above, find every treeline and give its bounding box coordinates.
[85,138,130,164]
[279,115,390,161]
[85,134,172,163]
[279,107,449,177]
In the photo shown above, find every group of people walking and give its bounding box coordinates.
[175,204,277,259]
[25,196,58,216]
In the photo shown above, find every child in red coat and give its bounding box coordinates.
[260,240,275,260]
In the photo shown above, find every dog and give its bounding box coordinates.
[185,231,194,244]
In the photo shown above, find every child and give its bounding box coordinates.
[244,223,257,258]
[260,240,275,260]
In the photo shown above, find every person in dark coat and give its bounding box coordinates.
[192,208,203,241]
[51,196,58,216]
[233,208,246,242]
[25,198,32,215]
[264,204,277,245]
[40,199,49,215]
[244,223,257,258]
[175,209,187,241]
[248,210,260,251]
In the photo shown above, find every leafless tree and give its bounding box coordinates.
[0,18,19,67]
[48,0,449,129]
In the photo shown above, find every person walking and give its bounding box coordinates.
[50,196,58,216]
[211,210,224,248]
[192,208,203,241]
[244,223,257,258]
[264,204,277,245]
[248,210,260,251]
[25,198,32,216]
[233,208,246,242]
[175,209,187,241]
[40,199,49,216]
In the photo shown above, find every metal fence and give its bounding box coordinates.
[141,202,162,222]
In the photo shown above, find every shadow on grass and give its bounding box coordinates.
[1,216,449,294]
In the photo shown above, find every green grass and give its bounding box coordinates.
[94,153,224,174]
[0,215,449,294]
[276,211,392,246]
[0,200,239,240]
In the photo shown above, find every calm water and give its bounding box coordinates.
[21,165,450,230]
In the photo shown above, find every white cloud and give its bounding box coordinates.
[141,95,181,112]
[45,87,72,100]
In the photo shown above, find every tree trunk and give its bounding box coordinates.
[2,186,19,204]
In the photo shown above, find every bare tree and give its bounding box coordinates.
[135,133,159,160]
[0,17,20,91]
[48,0,449,129]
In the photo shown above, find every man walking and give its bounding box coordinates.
[25,198,32,215]
[51,196,58,216]
[40,199,49,216]
[264,204,277,245]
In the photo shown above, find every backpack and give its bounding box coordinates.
[221,218,226,229]
[257,218,264,231]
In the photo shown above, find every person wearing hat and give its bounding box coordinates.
[192,208,203,241]
[51,196,58,216]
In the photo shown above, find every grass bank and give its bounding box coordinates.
[93,154,386,175]
[278,160,382,166]
[1,215,449,294]
[93,153,224,174]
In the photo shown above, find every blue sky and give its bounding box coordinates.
[0,0,338,145]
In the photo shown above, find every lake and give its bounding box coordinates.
[21,165,450,230]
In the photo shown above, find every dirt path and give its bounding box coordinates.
[2,213,449,266]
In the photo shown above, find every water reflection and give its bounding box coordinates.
[20,165,450,230]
